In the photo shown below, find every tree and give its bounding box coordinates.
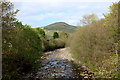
[53,32,59,39]
[14,21,23,28]
[80,13,98,25]
[104,2,118,28]
[1,0,19,28]
[104,2,119,40]
[36,28,45,37]
[1,1,19,79]
[58,31,69,38]
[1,0,19,43]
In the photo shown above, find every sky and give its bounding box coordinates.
[10,0,119,27]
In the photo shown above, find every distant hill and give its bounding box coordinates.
[43,22,77,33]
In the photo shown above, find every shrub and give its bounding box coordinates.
[42,38,65,51]
[70,20,116,78]
[36,28,45,38]
[69,3,120,77]
[2,26,43,80]
[58,31,69,39]
[42,39,56,51]
[54,38,65,48]
[53,32,59,39]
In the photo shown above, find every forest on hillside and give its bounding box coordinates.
[1,0,120,79]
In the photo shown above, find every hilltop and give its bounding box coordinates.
[43,22,77,33]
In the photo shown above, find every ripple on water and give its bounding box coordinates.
[36,57,79,79]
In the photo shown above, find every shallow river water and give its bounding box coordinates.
[36,48,80,79]
[22,48,94,80]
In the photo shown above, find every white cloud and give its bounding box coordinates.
[21,13,65,21]
[12,0,118,27]
[66,19,79,25]
[11,0,118,2]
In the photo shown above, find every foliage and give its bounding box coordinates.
[2,25,43,80]
[42,31,67,51]
[2,1,43,79]
[58,31,69,39]
[104,2,119,41]
[14,21,23,28]
[69,2,119,78]
[43,38,65,51]
[1,0,19,28]
[44,30,54,39]
[100,54,118,78]
[54,38,65,48]
[53,32,59,39]
[2,0,18,45]
[36,28,45,38]
[42,39,56,51]
[80,13,98,25]
[70,19,117,78]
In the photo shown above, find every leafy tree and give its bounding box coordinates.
[104,2,119,40]
[1,0,19,28]
[69,2,120,78]
[53,32,59,39]
[1,1,42,79]
[14,21,24,28]
[2,0,19,45]
[104,3,120,78]
[36,28,45,37]
[1,1,19,79]
[80,13,98,25]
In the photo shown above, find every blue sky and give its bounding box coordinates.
[12,0,118,27]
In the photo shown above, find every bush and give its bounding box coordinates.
[70,20,116,78]
[36,28,45,38]
[42,38,65,51]
[54,38,65,48]
[58,31,69,39]
[53,32,59,39]
[42,39,56,51]
[2,27,43,80]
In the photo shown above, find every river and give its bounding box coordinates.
[22,48,94,80]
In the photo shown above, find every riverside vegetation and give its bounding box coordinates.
[1,0,120,79]
[68,2,120,78]
[2,1,67,79]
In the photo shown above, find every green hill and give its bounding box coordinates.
[43,22,77,33]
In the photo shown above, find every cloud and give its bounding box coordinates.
[12,0,118,27]
[11,0,118,2]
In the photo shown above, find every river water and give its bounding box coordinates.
[35,48,81,79]
[21,48,93,80]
